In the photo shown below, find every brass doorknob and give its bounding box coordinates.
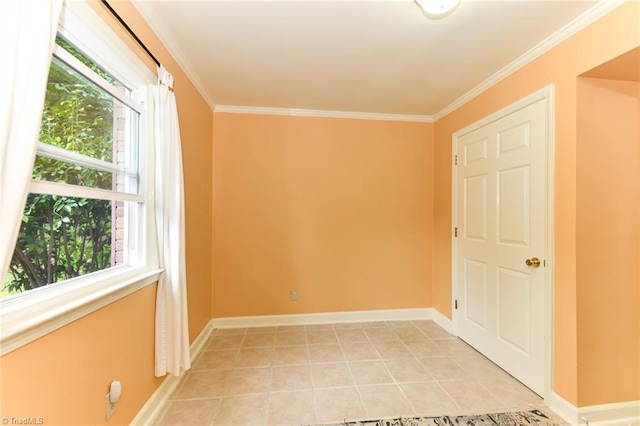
[525,257,541,268]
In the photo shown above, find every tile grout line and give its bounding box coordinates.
[262,330,278,426]
[262,362,274,426]
[335,323,368,423]
[424,339,467,414]
[163,320,549,425]
[342,323,415,420]
[306,332,323,426]
[389,324,433,417]
[393,322,449,418]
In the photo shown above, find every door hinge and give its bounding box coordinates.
[455,299,458,310]
[454,227,458,237]
[454,155,458,165]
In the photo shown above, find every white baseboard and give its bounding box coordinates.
[210,307,434,329]
[431,309,453,334]
[548,392,580,425]
[548,392,640,425]
[130,319,216,426]
[579,400,640,425]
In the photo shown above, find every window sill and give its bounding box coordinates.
[0,267,162,356]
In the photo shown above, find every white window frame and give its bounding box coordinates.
[0,1,160,356]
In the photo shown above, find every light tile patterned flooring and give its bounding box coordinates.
[155,320,555,426]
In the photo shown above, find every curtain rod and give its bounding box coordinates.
[100,0,161,68]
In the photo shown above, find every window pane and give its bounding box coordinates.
[31,156,139,194]
[39,56,140,170]
[41,56,114,162]
[32,156,113,190]
[55,35,126,89]
[2,195,128,298]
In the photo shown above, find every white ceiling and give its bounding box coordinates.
[132,0,605,118]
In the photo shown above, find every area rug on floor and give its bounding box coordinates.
[320,409,560,426]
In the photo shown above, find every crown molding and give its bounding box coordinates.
[131,0,217,112]
[433,0,627,121]
[131,1,432,123]
[214,105,434,123]
[134,0,624,123]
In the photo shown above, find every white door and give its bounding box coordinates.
[454,95,549,396]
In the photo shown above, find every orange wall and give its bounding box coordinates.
[0,286,161,425]
[213,113,433,317]
[100,1,214,341]
[433,2,639,405]
[0,0,214,424]
[576,77,639,406]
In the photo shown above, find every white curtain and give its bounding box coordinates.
[0,0,63,282]
[153,66,191,377]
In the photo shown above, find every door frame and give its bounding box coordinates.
[450,85,555,399]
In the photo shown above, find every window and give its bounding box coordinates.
[0,1,158,355]
[3,39,142,297]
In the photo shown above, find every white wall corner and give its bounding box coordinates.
[130,319,216,425]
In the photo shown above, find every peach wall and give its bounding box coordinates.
[433,2,639,405]
[213,113,433,317]
[0,1,214,424]
[576,77,639,406]
[0,285,162,425]
[98,0,214,342]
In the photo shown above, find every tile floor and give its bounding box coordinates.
[155,320,560,426]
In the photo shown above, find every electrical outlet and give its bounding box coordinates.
[290,290,298,301]
[105,394,116,420]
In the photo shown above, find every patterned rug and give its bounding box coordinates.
[321,409,560,425]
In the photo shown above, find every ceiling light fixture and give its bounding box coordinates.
[415,0,461,18]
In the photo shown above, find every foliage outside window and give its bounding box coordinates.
[2,37,142,297]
